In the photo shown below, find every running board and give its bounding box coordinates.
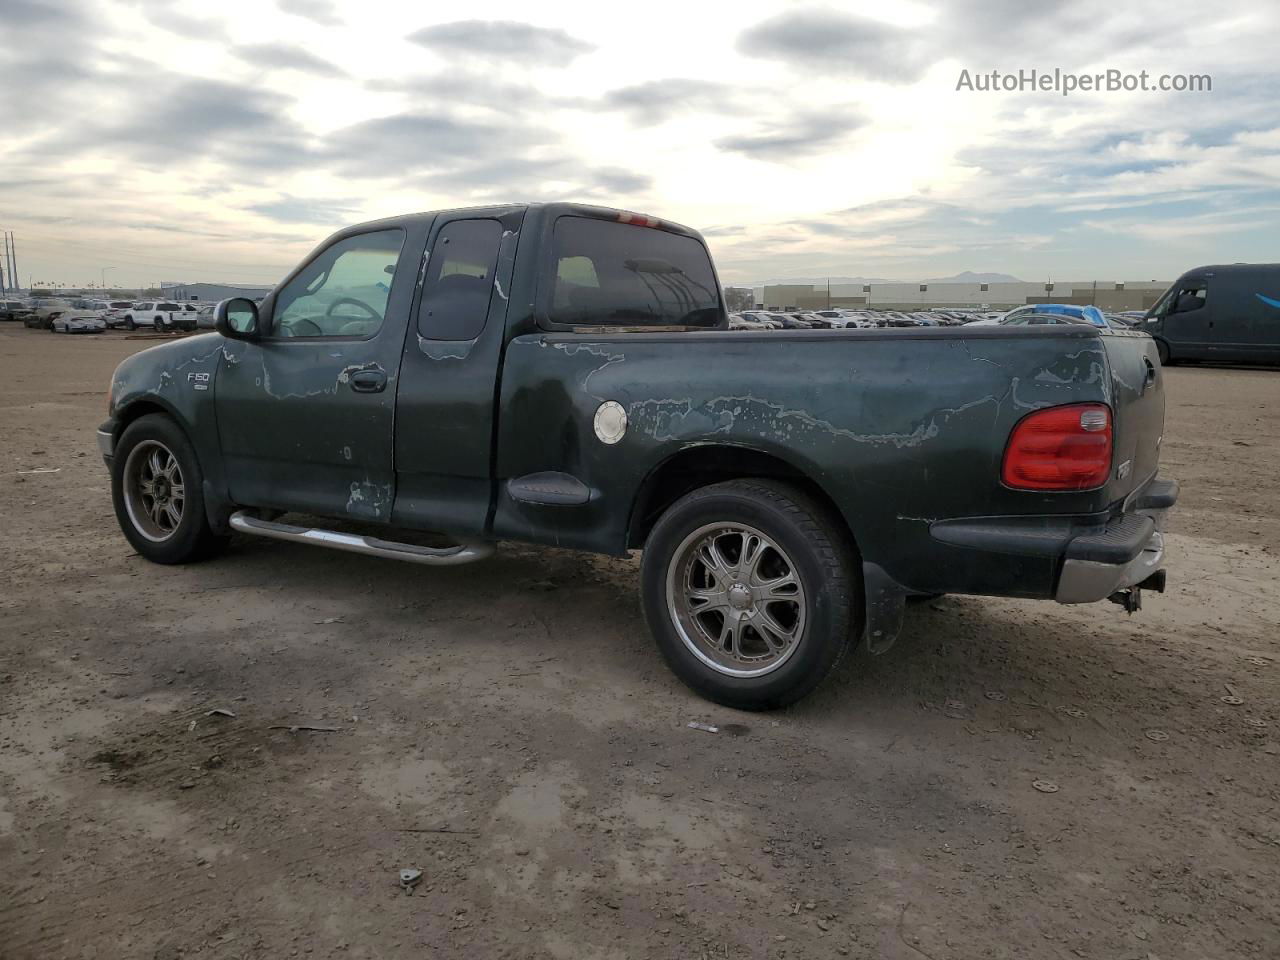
[228,511,494,566]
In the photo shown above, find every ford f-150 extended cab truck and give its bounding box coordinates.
[99,202,1177,709]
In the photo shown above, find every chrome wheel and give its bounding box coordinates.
[666,522,807,678]
[122,440,185,542]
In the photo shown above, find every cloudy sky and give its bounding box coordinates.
[3,0,1278,288]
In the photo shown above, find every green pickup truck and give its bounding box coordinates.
[99,203,1177,709]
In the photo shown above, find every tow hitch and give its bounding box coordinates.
[1108,587,1142,613]
[1108,570,1166,614]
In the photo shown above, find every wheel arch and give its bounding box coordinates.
[114,397,185,441]
[626,444,858,556]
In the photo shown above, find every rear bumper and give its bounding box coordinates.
[928,477,1178,604]
[1055,527,1164,602]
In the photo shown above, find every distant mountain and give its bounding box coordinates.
[927,271,1023,283]
[741,271,1024,286]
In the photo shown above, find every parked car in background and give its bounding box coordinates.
[195,303,218,330]
[51,313,107,334]
[767,312,818,329]
[26,298,75,328]
[101,301,138,329]
[0,299,34,322]
[729,313,774,331]
[811,310,869,328]
[970,304,1109,328]
[125,301,198,332]
[737,311,782,329]
[789,312,835,329]
[1141,262,1280,365]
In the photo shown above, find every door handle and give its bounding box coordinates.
[349,369,387,393]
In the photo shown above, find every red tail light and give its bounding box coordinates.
[1002,403,1112,490]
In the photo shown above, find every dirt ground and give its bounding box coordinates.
[1,324,1277,960]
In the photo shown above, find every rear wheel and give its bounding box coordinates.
[640,479,858,710]
[111,414,227,563]
[153,318,163,332]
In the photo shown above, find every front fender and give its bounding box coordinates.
[108,334,230,529]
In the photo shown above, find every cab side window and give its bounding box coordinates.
[273,228,406,339]
[417,219,502,341]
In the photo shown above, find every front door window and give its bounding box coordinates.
[272,229,406,338]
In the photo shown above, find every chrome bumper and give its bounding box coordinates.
[1055,514,1166,604]
[97,427,114,461]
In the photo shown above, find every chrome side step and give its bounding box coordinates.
[228,510,494,566]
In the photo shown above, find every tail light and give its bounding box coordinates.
[1002,403,1112,490]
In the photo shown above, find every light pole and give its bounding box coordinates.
[101,266,115,293]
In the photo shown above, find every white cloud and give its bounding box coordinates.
[1,0,1278,287]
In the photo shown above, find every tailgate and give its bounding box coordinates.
[1101,331,1166,502]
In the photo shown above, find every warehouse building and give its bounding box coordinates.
[160,281,275,301]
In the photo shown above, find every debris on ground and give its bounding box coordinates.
[399,868,423,894]
[1032,779,1060,794]
[206,708,236,718]
[1145,729,1170,742]
[687,721,719,733]
[269,724,340,733]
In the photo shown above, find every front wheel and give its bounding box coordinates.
[153,318,163,332]
[1155,338,1172,365]
[111,414,227,563]
[125,316,135,330]
[640,479,859,710]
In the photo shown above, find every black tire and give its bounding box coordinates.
[640,479,859,710]
[153,318,163,332]
[125,316,135,331]
[111,413,228,563]
[1156,338,1171,365]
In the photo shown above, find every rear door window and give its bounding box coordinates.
[417,219,503,341]
[548,217,722,328]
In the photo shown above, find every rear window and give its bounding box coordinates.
[548,217,722,328]
[158,302,180,311]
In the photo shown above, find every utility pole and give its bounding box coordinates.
[7,232,19,293]
[0,233,7,295]
[826,277,831,309]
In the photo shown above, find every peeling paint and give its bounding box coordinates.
[417,337,476,361]
[346,479,392,520]
[629,392,1000,449]
[551,341,626,399]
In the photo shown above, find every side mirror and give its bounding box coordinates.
[215,298,260,340]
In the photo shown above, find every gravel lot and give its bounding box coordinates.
[1,324,1277,960]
